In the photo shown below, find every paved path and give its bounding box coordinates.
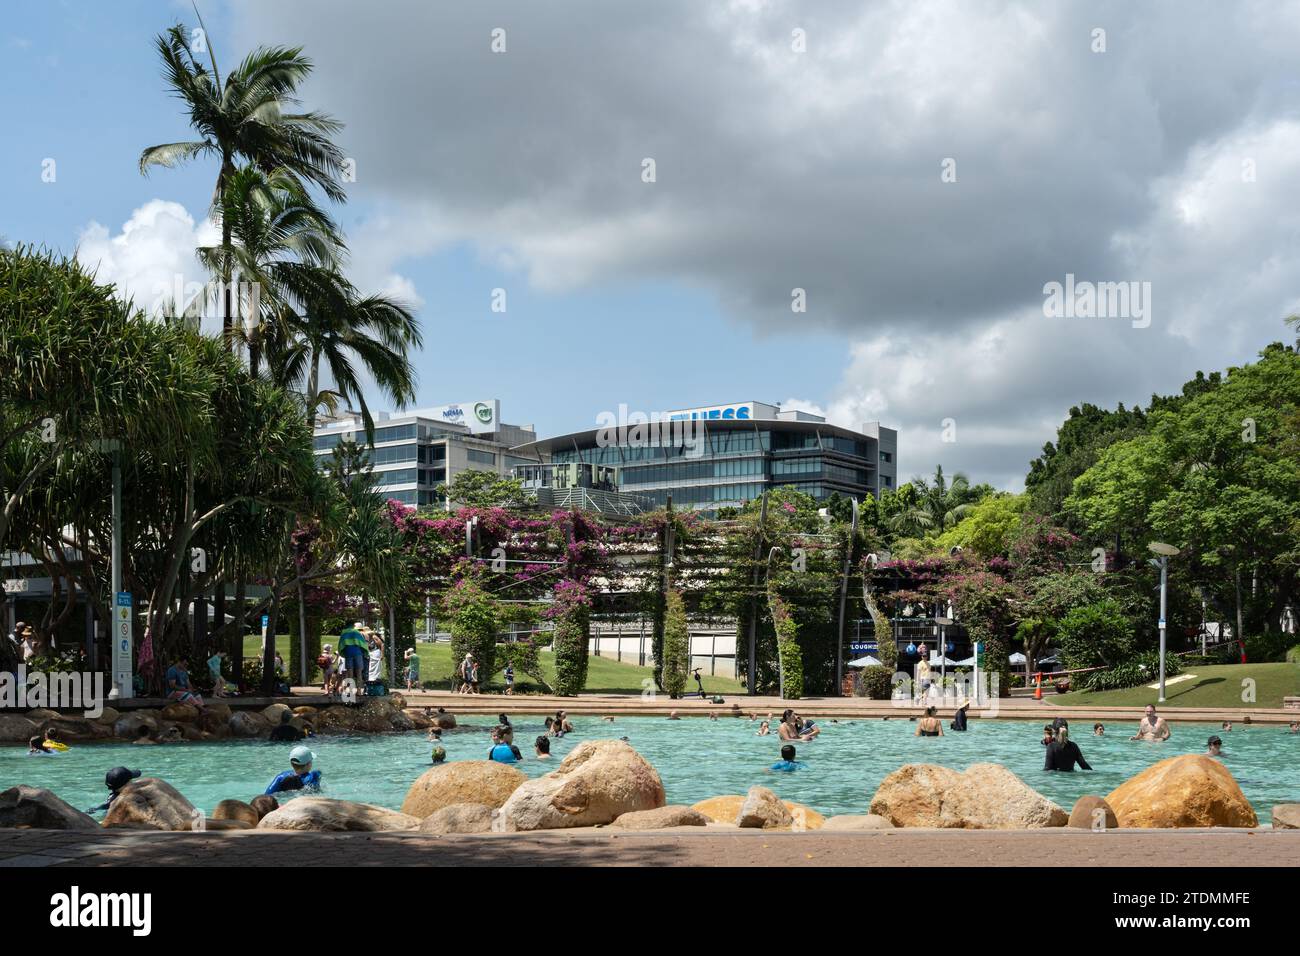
[324,688,1300,725]
[2,827,1297,867]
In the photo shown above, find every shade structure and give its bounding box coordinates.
[1008,652,1027,664]
[847,655,882,668]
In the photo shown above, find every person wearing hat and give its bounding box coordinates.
[317,643,336,693]
[19,624,39,662]
[1206,735,1224,757]
[431,745,447,765]
[265,745,322,795]
[950,699,971,732]
[86,767,141,815]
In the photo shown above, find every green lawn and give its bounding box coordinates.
[242,634,745,696]
[1052,663,1300,709]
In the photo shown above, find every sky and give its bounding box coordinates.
[3,0,1299,491]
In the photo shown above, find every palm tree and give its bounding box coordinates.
[139,19,346,350]
[196,165,343,376]
[888,465,975,535]
[267,264,423,438]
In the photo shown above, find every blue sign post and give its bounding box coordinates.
[113,592,133,700]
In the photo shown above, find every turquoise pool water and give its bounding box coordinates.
[4,715,1296,821]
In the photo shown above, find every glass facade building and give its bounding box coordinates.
[512,401,898,513]
[312,400,536,507]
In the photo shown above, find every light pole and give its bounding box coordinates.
[1148,541,1180,703]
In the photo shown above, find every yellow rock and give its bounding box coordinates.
[1105,754,1258,828]
[691,794,824,830]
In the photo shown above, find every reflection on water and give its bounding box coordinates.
[4,715,1296,821]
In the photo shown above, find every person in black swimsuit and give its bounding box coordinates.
[950,700,970,731]
[1044,726,1092,772]
[915,706,943,737]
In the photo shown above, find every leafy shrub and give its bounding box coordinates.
[1287,645,1300,664]
[443,573,500,683]
[855,664,893,700]
[660,590,690,699]
[1242,633,1294,663]
[769,595,803,700]
[550,579,591,697]
[501,640,551,693]
[1057,599,1135,670]
[1075,650,1182,692]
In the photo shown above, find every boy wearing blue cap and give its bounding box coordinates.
[265,745,323,795]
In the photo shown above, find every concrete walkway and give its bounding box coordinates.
[318,687,1300,725]
[2,826,1297,867]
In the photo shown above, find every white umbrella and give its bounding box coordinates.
[928,652,960,666]
[1008,652,1027,664]
[847,655,882,668]
[952,655,977,666]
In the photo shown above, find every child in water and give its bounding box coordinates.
[769,744,806,772]
[264,746,323,795]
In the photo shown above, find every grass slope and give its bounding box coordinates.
[1053,663,1300,709]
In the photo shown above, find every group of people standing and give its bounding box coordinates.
[318,622,384,696]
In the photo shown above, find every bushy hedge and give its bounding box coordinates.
[1287,644,1300,664]
[551,579,591,697]
[1057,598,1135,670]
[1074,650,1182,692]
[1242,633,1296,663]
[661,590,690,699]
[855,664,893,700]
[442,575,500,684]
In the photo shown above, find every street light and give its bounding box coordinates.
[1148,541,1181,702]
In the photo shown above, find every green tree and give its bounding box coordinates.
[935,493,1027,558]
[140,21,346,349]
[1056,599,1135,670]
[661,589,690,699]
[551,578,591,696]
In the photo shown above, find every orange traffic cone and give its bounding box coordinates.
[1033,671,1043,700]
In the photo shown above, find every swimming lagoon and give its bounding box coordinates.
[5,715,1295,821]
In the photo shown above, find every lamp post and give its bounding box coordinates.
[1148,542,1180,703]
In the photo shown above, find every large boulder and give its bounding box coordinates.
[103,778,199,831]
[93,706,120,726]
[313,706,360,734]
[160,702,200,723]
[249,795,280,820]
[113,712,158,740]
[40,715,101,741]
[257,797,420,832]
[0,714,38,742]
[823,814,895,831]
[499,740,665,831]
[404,709,434,730]
[212,799,260,828]
[292,706,319,719]
[205,701,233,721]
[691,794,825,830]
[419,803,496,834]
[228,711,270,737]
[610,806,711,829]
[0,786,100,830]
[431,711,457,730]
[1069,795,1119,830]
[1272,805,1300,830]
[870,763,1067,829]
[23,708,60,724]
[738,786,794,829]
[1105,755,1258,828]
[401,761,526,818]
[261,703,292,724]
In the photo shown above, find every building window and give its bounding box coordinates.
[467,449,497,466]
[880,451,892,463]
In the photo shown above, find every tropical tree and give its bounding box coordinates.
[264,265,422,437]
[888,466,981,537]
[140,20,346,348]
[195,165,342,376]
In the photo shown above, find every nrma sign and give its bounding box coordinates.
[668,404,753,422]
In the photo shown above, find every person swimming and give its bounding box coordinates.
[86,767,141,814]
[1093,723,1105,736]
[535,735,551,759]
[431,746,447,764]
[1043,726,1092,772]
[26,735,55,756]
[756,720,771,736]
[1207,735,1223,757]
[769,744,806,772]
[950,700,970,732]
[488,726,523,763]
[915,706,943,737]
[265,745,322,795]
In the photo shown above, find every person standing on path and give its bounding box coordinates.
[337,623,370,692]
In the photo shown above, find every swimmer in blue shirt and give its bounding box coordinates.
[265,745,323,795]
[769,743,806,772]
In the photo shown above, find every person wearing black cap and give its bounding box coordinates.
[87,767,141,815]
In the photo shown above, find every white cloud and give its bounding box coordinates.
[75,199,219,327]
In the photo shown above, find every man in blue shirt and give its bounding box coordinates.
[265,745,322,795]
[769,744,806,772]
